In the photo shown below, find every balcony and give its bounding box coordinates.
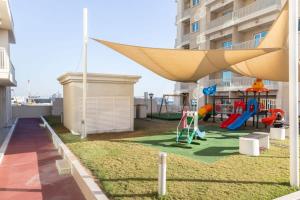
[175,33,190,48]
[174,82,196,94]
[208,77,279,92]
[206,0,282,34]
[207,12,234,30]
[217,38,264,49]
[234,0,281,19]
[210,0,234,12]
[0,47,16,86]
[205,0,218,7]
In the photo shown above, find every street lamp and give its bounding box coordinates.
[149,93,154,120]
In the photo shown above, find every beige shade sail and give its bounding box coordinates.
[92,2,295,82]
[93,39,278,82]
[229,3,294,82]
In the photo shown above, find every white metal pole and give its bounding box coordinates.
[196,80,200,111]
[289,0,299,187]
[158,152,167,196]
[82,8,88,139]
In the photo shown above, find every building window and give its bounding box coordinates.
[222,71,232,81]
[192,21,199,33]
[264,80,271,85]
[192,0,200,6]
[223,41,232,49]
[254,31,267,47]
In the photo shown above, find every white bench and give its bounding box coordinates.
[239,132,269,156]
[270,127,285,140]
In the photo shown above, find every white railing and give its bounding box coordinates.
[0,48,10,69]
[207,0,281,30]
[234,0,281,19]
[208,77,279,91]
[0,47,16,85]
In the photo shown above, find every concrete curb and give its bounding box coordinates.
[274,191,300,200]
[0,118,18,164]
[41,116,109,200]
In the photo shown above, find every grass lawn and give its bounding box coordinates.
[45,116,298,200]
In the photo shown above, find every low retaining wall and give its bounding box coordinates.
[41,117,109,200]
[13,105,52,119]
[0,119,18,164]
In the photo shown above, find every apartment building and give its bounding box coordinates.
[0,0,16,129]
[174,0,287,110]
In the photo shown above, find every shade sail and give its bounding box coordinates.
[229,3,293,81]
[92,2,293,82]
[93,39,278,82]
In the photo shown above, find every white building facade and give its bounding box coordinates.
[0,0,16,129]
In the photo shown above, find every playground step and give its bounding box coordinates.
[56,159,71,175]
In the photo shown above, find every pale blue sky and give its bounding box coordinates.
[10,0,177,97]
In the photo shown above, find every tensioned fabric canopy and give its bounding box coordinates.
[93,3,289,82]
[230,3,292,81]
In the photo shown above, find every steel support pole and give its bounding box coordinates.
[289,0,299,187]
[82,8,88,139]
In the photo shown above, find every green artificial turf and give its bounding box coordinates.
[148,113,182,120]
[44,116,299,200]
[129,128,250,163]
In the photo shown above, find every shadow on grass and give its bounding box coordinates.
[111,192,158,198]
[113,137,196,149]
[102,177,289,186]
[194,147,239,157]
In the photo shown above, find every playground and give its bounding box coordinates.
[45,116,296,200]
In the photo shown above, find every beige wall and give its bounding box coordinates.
[12,105,52,119]
[58,73,140,135]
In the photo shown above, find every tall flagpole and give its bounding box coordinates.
[82,8,88,139]
[289,0,299,187]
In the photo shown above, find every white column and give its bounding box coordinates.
[82,8,88,139]
[289,0,299,187]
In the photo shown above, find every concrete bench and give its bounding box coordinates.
[270,127,286,140]
[239,133,269,156]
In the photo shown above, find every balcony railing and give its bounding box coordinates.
[0,47,16,86]
[206,0,282,31]
[205,0,218,6]
[208,77,279,91]
[218,38,264,50]
[210,0,234,12]
[234,0,281,19]
[174,82,196,93]
[175,33,190,47]
[207,12,233,29]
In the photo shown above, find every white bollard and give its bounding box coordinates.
[158,152,167,196]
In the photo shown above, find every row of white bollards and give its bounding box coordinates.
[158,152,167,196]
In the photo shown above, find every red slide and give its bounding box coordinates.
[220,114,241,128]
[261,109,285,126]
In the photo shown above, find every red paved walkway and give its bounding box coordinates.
[0,118,86,200]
